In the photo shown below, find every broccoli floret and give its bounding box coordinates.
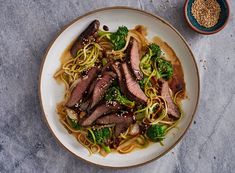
[105,86,135,108]
[68,118,81,130]
[140,43,162,76]
[116,26,128,35]
[110,26,128,50]
[140,43,173,80]
[87,127,111,144]
[155,58,173,80]
[149,43,161,58]
[139,76,151,90]
[98,26,128,51]
[87,127,111,153]
[140,54,152,76]
[146,124,167,142]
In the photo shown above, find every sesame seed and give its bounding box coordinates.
[191,0,221,28]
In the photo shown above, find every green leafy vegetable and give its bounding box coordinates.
[139,76,151,90]
[155,58,173,80]
[140,54,152,76]
[87,127,112,153]
[101,144,111,153]
[68,117,81,130]
[98,26,129,50]
[149,43,161,58]
[105,86,135,108]
[87,127,111,144]
[140,43,161,76]
[140,43,173,80]
[110,26,128,50]
[101,58,108,66]
[134,105,148,121]
[98,30,110,37]
[146,124,167,142]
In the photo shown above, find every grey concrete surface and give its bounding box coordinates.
[0,0,234,173]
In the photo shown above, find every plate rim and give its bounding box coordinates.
[38,6,200,169]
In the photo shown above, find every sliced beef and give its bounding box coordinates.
[112,138,121,149]
[90,71,116,109]
[120,63,147,104]
[168,63,186,98]
[66,67,99,107]
[115,123,129,137]
[80,102,122,126]
[101,60,113,73]
[70,20,100,57]
[127,38,143,80]
[79,100,90,111]
[96,113,134,137]
[80,78,98,110]
[95,114,132,124]
[111,62,128,94]
[87,79,97,96]
[161,80,180,118]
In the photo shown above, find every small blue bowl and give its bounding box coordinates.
[184,0,230,35]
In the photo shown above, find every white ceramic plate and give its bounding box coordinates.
[39,7,199,168]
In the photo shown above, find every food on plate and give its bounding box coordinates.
[54,19,186,156]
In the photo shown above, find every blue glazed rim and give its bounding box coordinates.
[184,0,230,34]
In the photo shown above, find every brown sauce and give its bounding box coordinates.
[60,45,72,65]
[153,36,186,99]
[54,42,74,84]
[134,25,148,36]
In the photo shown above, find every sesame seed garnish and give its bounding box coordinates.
[191,0,221,28]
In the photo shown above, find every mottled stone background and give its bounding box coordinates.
[0,0,234,173]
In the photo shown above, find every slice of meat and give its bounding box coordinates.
[101,60,113,73]
[79,100,90,111]
[121,63,147,104]
[87,79,97,96]
[70,20,100,57]
[168,63,186,98]
[111,62,128,94]
[96,113,133,125]
[66,67,99,107]
[161,80,180,118]
[112,138,121,149]
[89,71,116,108]
[127,38,143,80]
[80,102,122,126]
[96,113,134,137]
[115,123,129,137]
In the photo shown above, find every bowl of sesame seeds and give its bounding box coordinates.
[184,0,230,34]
